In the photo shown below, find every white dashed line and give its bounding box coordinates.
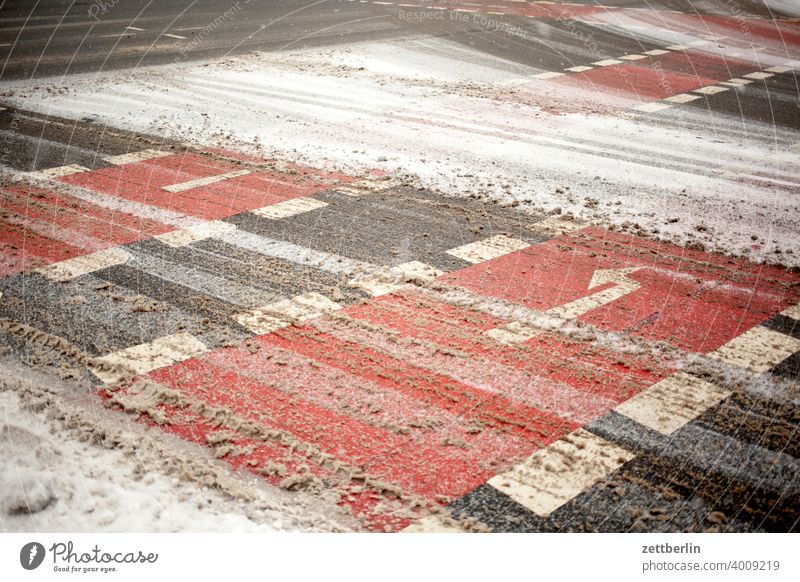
[709,326,800,374]
[743,71,774,80]
[233,292,341,335]
[720,78,752,86]
[27,164,89,180]
[104,149,171,165]
[91,333,208,384]
[532,71,566,79]
[162,169,251,193]
[251,197,328,220]
[615,372,731,435]
[592,59,623,67]
[488,429,634,516]
[619,54,646,61]
[446,235,530,264]
[162,33,187,40]
[765,65,792,73]
[565,65,594,73]
[693,85,728,95]
[643,49,670,56]
[154,221,237,248]
[36,247,132,282]
[664,93,701,103]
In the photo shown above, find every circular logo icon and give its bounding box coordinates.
[20,542,46,570]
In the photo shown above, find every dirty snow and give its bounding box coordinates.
[3,36,800,265]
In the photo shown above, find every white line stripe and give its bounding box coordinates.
[665,43,691,50]
[104,149,171,165]
[27,164,89,180]
[90,333,208,384]
[643,49,670,56]
[619,54,646,61]
[634,102,673,112]
[162,33,187,40]
[162,169,251,192]
[565,65,593,72]
[664,93,701,103]
[720,78,752,86]
[348,261,443,296]
[154,220,236,247]
[35,247,132,282]
[251,197,328,219]
[615,372,731,435]
[592,59,622,66]
[743,71,774,80]
[693,85,728,95]
[709,326,800,373]
[532,72,566,79]
[125,26,145,31]
[233,292,341,335]
[765,65,791,73]
[446,235,530,264]
[488,429,634,516]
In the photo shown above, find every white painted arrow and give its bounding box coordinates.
[486,267,644,343]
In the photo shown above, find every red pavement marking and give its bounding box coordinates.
[442,226,800,353]
[0,218,83,276]
[557,63,719,102]
[653,51,760,81]
[345,289,669,404]
[148,356,527,502]
[61,153,345,221]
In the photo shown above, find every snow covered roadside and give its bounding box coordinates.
[3,36,799,266]
[0,363,353,533]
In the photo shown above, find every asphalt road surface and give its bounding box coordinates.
[1,0,799,533]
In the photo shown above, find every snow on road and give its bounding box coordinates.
[4,36,799,266]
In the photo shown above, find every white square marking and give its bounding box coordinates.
[693,85,728,95]
[488,429,634,516]
[532,72,566,79]
[446,235,530,264]
[28,164,89,180]
[708,326,800,373]
[527,216,586,236]
[565,66,594,72]
[91,333,208,384]
[592,59,623,67]
[664,93,701,103]
[743,72,774,80]
[765,66,791,73]
[643,49,670,56]
[781,303,800,320]
[349,261,443,297]
[634,102,673,112]
[154,221,236,247]
[619,54,647,61]
[36,248,132,282]
[104,149,171,165]
[665,44,691,50]
[252,197,328,220]
[720,78,752,86]
[233,292,341,335]
[615,372,731,435]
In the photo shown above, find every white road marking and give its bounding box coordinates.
[27,164,89,180]
[154,220,236,248]
[548,267,642,320]
[743,72,774,80]
[720,78,752,86]
[765,65,792,73]
[635,102,673,112]
[488,429,634,516]
[615,372,731,435]
[446,235,530,264]
[233,292,341,335]
[104,149,171,165]
[643,49,670,56]
[162,33,187,40]
[36,247,132,282]
[532,72,566,79]
[709,326,800,373]
[665,43,691,50]
[781,302,800,320]
[349,261,443,296]
[592,59,623,66]
[693,85,728,95]
[565,65,594,72]
[619,54,646,61]
[91,333,208,384]
[125,26,145,31]
[664,93,701,103]
[162,169,251,192]
[335,179,399,197]
[252,197,328,220]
